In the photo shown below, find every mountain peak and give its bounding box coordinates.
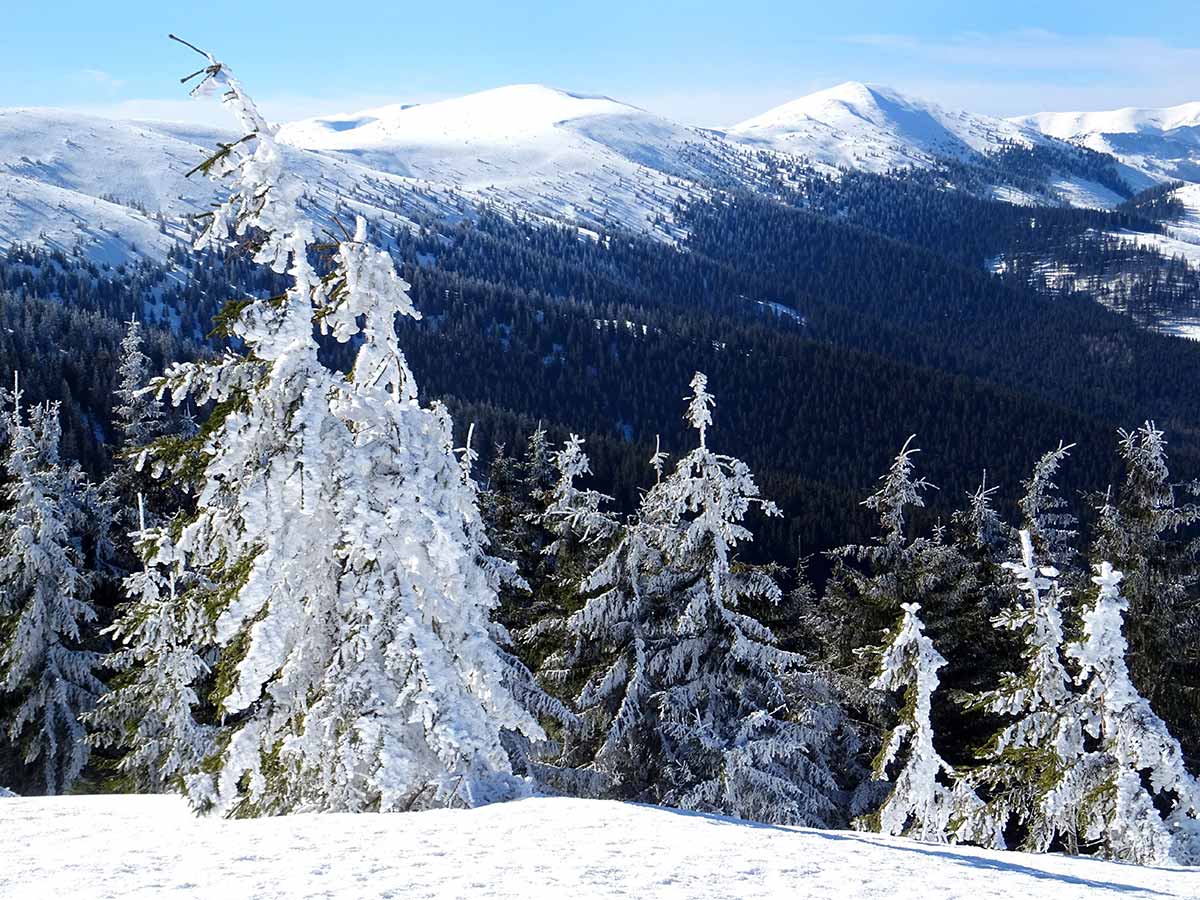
[728,82,1037,173]
[278,83,647,152]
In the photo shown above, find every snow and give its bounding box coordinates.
[1,794,1194,899]
[5,81,1183,266]
[279,84,741,236]
[729,82,1042,173]
[1111,182,1200,270]
[1014,102,1200,141]
[0,108,492,264]
[1048,177,1128,211]
[1013,102,1200,187]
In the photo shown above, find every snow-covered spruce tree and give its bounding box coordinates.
[146,44,544,815]
[960,530,1083,852]
[527,433,622,780]
[860,602,989,844]
[1056,562,1200,865]
[814,438,984,693]
[1090,423,1200,764]
[113,317,167,457]
[481,425,589,644]
[811,437,935,673]
[952,471,1012,565]
[945,471,1020,691]
[0,391,105,794]
[86,502,215,793]
[1019,442,1079,572]
[451,422,578,788]
[552,374,842,826]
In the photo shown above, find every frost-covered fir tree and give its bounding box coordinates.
[1090,423,1200,764]
[815,438,981,693]
[113,317,166,454]
[0,390,105,794]
[481,426,595,645]
[552,374,843,826]
[961,530,1083,852]
[862,602,988,844]
[144,43,545,815]
[512,433,620,694]
[451,422,578,788]
[108,316,180,569]
[952,471,1012,564]
[1018,443,1079,570]
[87,502,215,793]
[1055,562,1200,865]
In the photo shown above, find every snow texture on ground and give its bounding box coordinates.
[1,794,1195,899]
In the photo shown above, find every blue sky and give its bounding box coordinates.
[4,1,1198,126]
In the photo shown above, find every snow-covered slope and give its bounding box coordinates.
[1109,182,1200,268]
[1017,102,1200,141]
[0,109,225,263]
[1,794,1193,899]
[729,82,1039,172]
[0,108,516,264]
[0,89,747,262]
[279,84,741,232]
[1013,101,1200,185]
[3,83,1189,266]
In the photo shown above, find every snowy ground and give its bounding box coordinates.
[1,794,1195,899]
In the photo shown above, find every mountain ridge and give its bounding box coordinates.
[2,81,1199,265]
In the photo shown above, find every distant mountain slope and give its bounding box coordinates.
[728,81,1037,171]
[0,108,505,263]
[278,84,748,236]
[0,109,222,262]
[1013,100,1200,184]
[2,81,1169,266]
[724,82,1134,207]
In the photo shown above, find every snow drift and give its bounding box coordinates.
[0,794,1194,899]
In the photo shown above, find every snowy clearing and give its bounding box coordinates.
[0,794,1195,900]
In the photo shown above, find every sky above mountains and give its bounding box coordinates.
[5,1,1199,127]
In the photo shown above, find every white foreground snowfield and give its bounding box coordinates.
[1,795,1195,900]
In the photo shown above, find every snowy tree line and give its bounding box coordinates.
[0,47,1198,867]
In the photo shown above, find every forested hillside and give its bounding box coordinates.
[6,169,1200,565]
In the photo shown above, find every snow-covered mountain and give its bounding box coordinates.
[729,81,1037,171]
[1013,102,1200,277]
[728,81,1137,207]
[3,83,1199,266]
[0,108,475,265]
[0,88,761,263]
[279,84,747,235]
[3,793,1193,899]
[1013,100,1200,184]
[0,109,224,263]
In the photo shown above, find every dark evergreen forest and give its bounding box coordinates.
[3,164,1200,576]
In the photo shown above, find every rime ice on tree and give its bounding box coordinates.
[864,602,986,843]
[136,43,546,815]
[0,390,105,794]
[549,373,843,826]
[1055,562,1200,865]
[962,530,1081,852]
